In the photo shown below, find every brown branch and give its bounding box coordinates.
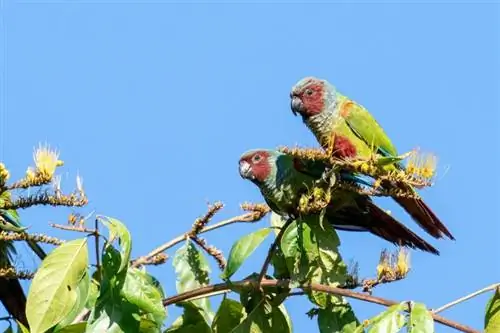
[131,206,269,268]
[50,223,97,234]
[94,218,101,280]
[162,278,480,333]
[191,236,226,270]
[257,217,293,286]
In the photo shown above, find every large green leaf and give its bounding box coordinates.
[54,323,87,333]
[85,299,141,333]
[408,302,433,333]
[86,246,140,333]
[173,239,213,322]
[164,303,211,333]
[221,227,272,280]
[280,219,314,286]
[212,298,246,333]
[139,317,161,333]
[367,304,406,333]
[53,271,91,331]
[121,268,166,325]
[318,302,359,333]
[279,216,346,307]
[485,288,500,333]
[26,238,89,333]
[307,218,346,307]
[232,295,291,333]
[99,216,132,274]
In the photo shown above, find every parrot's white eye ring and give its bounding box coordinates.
[305,89,313,96]
[252,155,261,163]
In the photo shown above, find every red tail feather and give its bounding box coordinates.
[366,202,440,255]
[394,197,455,240]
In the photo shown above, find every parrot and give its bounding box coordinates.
[238,149,440,255]
[290,77,454,241]
[0,191,47,327]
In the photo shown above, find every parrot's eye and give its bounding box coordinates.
[252,155,262,163]
[305,89,313,96]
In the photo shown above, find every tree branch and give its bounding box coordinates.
[257,217,293,285]
[162,278,480,333]
[432,282,500,314]
[131,209,267,268]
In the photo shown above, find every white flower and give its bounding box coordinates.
[33,143,63,177]
[76,173,84,193]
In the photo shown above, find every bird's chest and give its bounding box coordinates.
[262,181,299,215]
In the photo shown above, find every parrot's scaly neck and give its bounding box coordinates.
[258,156,295,208]
[304,98,340,149]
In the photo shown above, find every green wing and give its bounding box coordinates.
[341,99,398,157]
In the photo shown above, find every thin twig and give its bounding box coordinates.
[131,211,266,268]
[257,217,293,286]
[432,283,500,314]
[94,218,101,280]
[50,223,97,234]
[162,278,479,333]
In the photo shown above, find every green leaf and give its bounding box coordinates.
[85,278,100,309]
[164,303,211,333]
[212,298,246,332]
[232,296,291,333]
[318,302,359,333]
[16,321,29,333]
[307,217,346,307]
[3,325,13,333]
[485,288,500,333]
[139,317,161,333]
[173,239,213,323]
[53,270,90,330]
[54,323,87,333]
[26,238,89,333]
[375,155,405,167]
[270,212,287,235]
[99,216,132,274]
[121,268,166,325]
[86,246,140,333]
[221,227,272,280]
[408,302,433,333]
[367,304,406,333]
[280,219,314,286]
[86,299,141,333]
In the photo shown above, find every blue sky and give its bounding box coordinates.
[1,1,499,332]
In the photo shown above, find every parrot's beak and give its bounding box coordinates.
[290,96,303,117]
[239,161,254,180]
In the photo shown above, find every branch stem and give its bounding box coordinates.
[257,217,293,285]
[162,278,480,333]
[432,283,500,314]
[131,212,262,268]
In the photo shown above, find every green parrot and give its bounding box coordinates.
[0,191,47,327]
[290,77,454,241]
[239,149,439,255]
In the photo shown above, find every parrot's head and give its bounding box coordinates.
[239,149,278,184]
[290,77,336,119]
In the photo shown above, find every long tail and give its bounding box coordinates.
[393,196,455,240]
[365,201,440,255]
[328,201,440,255]
[0,274,28,327]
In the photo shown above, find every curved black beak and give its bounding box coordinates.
[291,96,304,117]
